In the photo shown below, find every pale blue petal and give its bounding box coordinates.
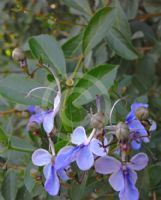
[131,140,141,150]
[29,112,45,125]
[57,169,69,181]
[71,126,87,145]
[55,146,79,170]
[95,156,121,175]
[119,170,139,200]
[150,120,157,132]
[128,120,149,143]
[131,103,148,112]
[109,169,124,191]
[32,149,51,166]
[54,92,61,113]
[90,138,108,156]
[76,145,94,170]
[44,165,60,196]
[43,110,55,134]
[129,153,148,171]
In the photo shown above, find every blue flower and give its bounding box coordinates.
[56,126,108,171]
[125,103,156,149]
[95,153,148,200]
[32,148,69,196]
[28,92,60,135]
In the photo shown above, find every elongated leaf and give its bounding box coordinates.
[73,64,118,106]
[106,28,138,60]
[62,33,83,58]
[0,74,53,105]
[0,127,8,153]
[2,170,17,200]
[62,0,92,16]
[29,34,66,75]
[83,7,115,54]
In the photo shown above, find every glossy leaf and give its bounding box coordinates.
[83,7,115,54]
[29,34,66,75]
[0,74,53,105]
[1,170,17,200]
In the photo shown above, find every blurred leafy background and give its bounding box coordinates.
[0,0,161,199]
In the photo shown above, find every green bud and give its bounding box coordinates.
[12,48,26,61]
[90,112,105,129]
[115,122,129,141]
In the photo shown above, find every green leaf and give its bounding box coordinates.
[149,165,161,187]
[24,162,37,193]
[62,33,83,58]
[29,34,66,75]
[0,127,8,153]
[83,7,115,54]
[1,170,17,200]
[73,64,118,106]
[62,0,92,16]
[16,186,32,200]
[106,28,139,60]
[0,74,53,105]
[10,136,35,153]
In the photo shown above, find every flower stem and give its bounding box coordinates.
[48,137,55,156]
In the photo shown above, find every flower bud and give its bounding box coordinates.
[135,107,149,121]
[12,48,26,61]
[115,122,129,141]
[90,112,105,129]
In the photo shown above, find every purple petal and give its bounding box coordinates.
[119,169,139,200]
[54,92,61,113]
[57,169,69,181]
[131,140,141,150]
[43,110,55,134]
[119,184,139,200]
[90,138,108,156]
[55,146,79,170]
[128,120,149,143]
[150,120,157,132]
[109,169,124,191]
[71,126,87,145]
[44,165,60,196]
[76,145,94,170]
[32,149,52,166]
[29,112,45,125]
[129,153,148,171]
[95,156,121,175]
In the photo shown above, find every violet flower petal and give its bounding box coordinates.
[55,146,79,170]
[109,169,124,191]
[57,169,69,181]
[95,156,121,175]
[43,110,55,134]
[71,126,87,145]
[76,145,94,171]
[90,138,108,156]
[129,153,148,171]
[44,165,60,196]
[131,140,141,150]
[32,148,52,166]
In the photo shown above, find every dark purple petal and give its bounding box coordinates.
[43,110,55,134]
[57,169,69,181]
[32,149,52,166]
[55,146,79,170]
[27,105,37,113]
[44,165,60,196]
[90,138,108,156]
[109,169,124,191]
[76,145,94,170]
[71,126,87,145]
[95,156,121,175]
[129,153,148,171]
